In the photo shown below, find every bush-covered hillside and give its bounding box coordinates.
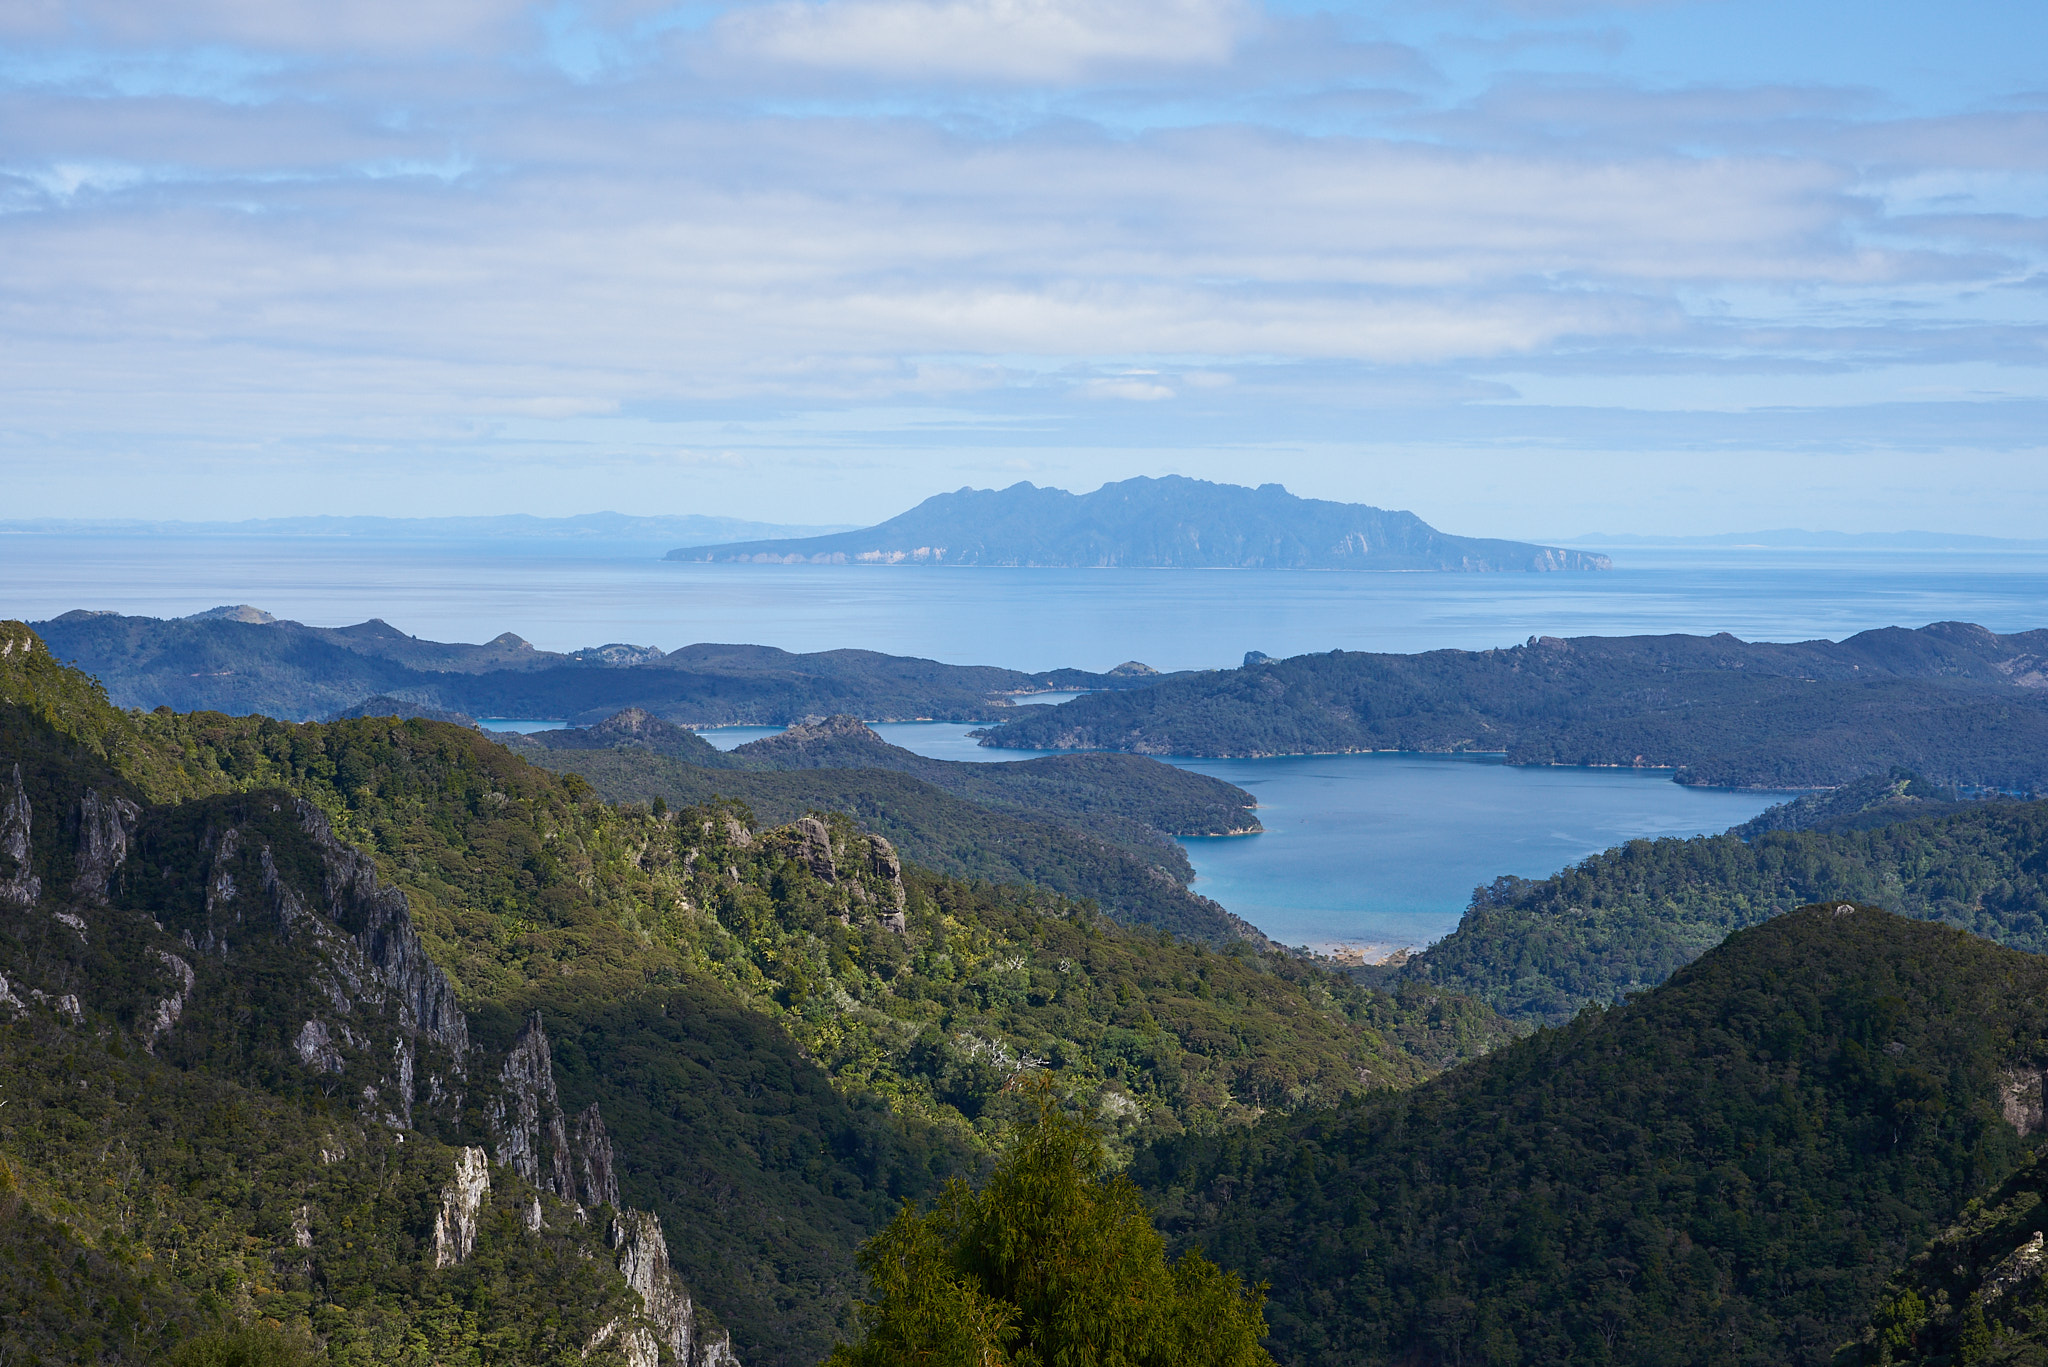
[0,1026,641,1367]
[1838,1144,2048,1365]
[519,744,1269,947]
[514,707,1262,883]
[1142,905,2048,1367]
[2,620,1505,1364]
[976,623,2048,790]
[1392,792,2048,1024]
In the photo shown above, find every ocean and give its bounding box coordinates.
[8,534,2040,951]
[7,535,2048,672]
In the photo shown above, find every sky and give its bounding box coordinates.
[1,0,2044,538]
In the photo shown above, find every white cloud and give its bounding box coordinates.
[716,0,1255,83]
[0,0,2041,523]
[1080,376,1176,400]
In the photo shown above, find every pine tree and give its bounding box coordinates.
[1957,1293,1993,1366]
[830,1079,1273,1367]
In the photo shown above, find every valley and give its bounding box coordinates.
[14,574,2048,1364]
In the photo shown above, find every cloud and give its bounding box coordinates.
[715,0,1255,83]
[1079,375,1176,400]
[0,0,2042,524]
[0,0,530,51]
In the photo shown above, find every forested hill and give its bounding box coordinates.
[1388,784,2048,1026]
[530,711,1255,845]
[0,621,1505,1364]
[976,621,2048,789]
[513,744,1269,947]
[504,710,1267,946]
[669,475,1610,571]
[32,608,1171,724]
[1142,905,2048,1366]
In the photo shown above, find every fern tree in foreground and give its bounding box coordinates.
[830,1080,1274,1367]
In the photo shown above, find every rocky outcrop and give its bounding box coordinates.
[432,1146,492,1268]
[0,764,40,908]
[612,1209,740,1367]
[793,816,836,883]
[296,800,468,1058]
[142,949,195,1054]
[487,1014,620,1215]
[72,789,140,903]
[294,1019,348,1074]
[2003,1068,2046,1135]
[483,1016,735,1361]
[1986,1231,2048,1302]
[491,1013,570,1192]
[569,644,668,667]
[866,833,907,920]
[574,1104,621,1211]
[584,1321,662,1367]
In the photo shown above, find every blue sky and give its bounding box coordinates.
[1,0,2043,537]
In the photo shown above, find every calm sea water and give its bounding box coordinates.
[15,535,2031,951]
[6,535,2048,672]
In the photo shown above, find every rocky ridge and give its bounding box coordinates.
[0,656,742,1363]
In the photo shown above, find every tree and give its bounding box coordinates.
[168,1324,319,1367]
[1956,1293,1993,1365]
[830,1079,1273,1367]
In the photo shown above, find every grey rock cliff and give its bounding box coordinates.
[487,1013,625,1214]
[613,1209,740,1367]
[72,789,141,903]
[488,1015,739,1363]
[431,1146,492,1268]
[0,764,40,908]
[160,796,470,1126]
[296,799,469,1057]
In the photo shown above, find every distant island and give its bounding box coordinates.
[667,475,1612,571]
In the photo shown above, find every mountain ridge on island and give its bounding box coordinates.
[667,476,1612,572]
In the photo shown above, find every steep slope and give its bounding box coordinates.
[1390,791,2048,1025]
[670,475,1608,571]
[977,623,2048,789]
[2,620,1504,1363]
[1838,1146,2048,1364]
[1142,905,2048,1367]
[0,670,738,1363]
